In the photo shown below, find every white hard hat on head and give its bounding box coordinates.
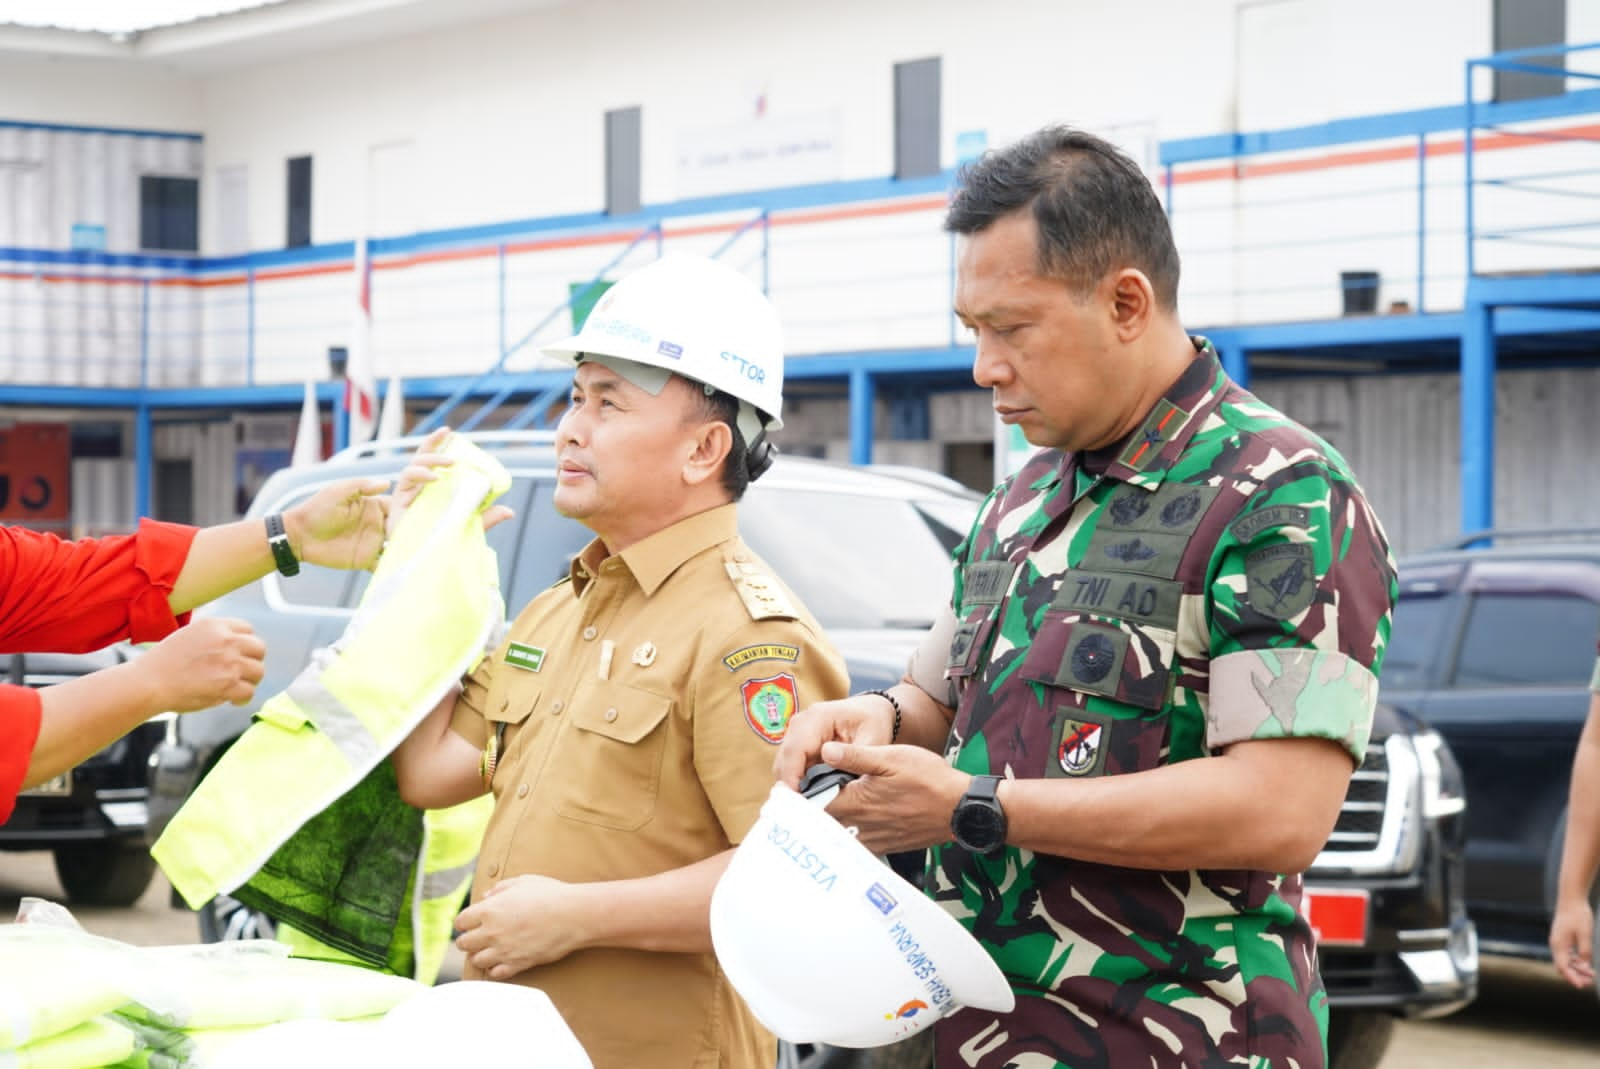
[710,784,1014,1049]
[542,254,785,433]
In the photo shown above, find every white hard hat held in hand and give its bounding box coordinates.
[710,783,1015,1049]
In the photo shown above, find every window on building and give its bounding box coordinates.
[605,106,642,216]
[139,175,199,253]
[894,56,942,180]
[287,155,313,248]
[1493,0,1567,103]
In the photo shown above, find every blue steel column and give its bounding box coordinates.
[849,366,875,466]
[1215,338,1249,390]
[1460,294,1494,535]
[135,280,152,519]
[135,405,153,520]
[334,388,350,453]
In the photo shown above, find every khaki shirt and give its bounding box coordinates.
[451,503,848,1069]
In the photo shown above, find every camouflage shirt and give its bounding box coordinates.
[929,339,1396,1069]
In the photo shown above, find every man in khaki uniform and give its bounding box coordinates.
[393,255,848,1069]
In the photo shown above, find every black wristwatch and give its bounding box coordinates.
[951,774,1007,854]
[264,513,300,577]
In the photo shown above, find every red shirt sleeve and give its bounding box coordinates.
[0,685,43,824]
[0,518,200,654]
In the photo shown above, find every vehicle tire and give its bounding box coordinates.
[197,893,277,943]
[52,842,156,908]
[777,1032,934,1069]
[1326,1009,1395,1069]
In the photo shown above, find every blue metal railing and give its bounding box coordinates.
[414,223,665,435]
[1465,42,1600,281]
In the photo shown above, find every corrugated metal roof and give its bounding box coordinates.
[0,0,288,35]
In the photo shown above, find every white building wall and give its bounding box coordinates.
[1,0,1598,536]
[0,52,201,131]
[0,0,1589,385]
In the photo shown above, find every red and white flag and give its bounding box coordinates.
[343,236,378,446]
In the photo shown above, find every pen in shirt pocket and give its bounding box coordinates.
[599,639,615,680]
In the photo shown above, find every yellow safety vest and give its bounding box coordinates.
[153,435,508,983]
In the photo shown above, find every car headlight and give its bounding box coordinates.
[1410,729,1466,819]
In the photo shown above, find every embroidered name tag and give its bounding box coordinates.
[723,644,800,671]
[505,642,546,672]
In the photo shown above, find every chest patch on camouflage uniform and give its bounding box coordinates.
[961,560,1016,607]
[1051,712,1110,778]
[1244,542,1317,620]
[741,673,798,743]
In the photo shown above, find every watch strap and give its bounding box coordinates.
[265,512,300,577]
[964,773,1002,804]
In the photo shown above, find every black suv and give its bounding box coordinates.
[1380,529,1600,962]
[144,432,1475,1069]
[0,646,167,907]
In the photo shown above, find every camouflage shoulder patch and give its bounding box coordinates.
[722,643,800,672]
[1207,647,1378,762]
[741,673,798,743]
[1244,543,1316,620]
[724,560,799,621]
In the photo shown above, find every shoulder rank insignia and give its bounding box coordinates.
[725,560,799,621]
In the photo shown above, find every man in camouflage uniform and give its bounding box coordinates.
[777,125,1396,1068]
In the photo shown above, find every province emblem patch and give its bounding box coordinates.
[741,673,798,743]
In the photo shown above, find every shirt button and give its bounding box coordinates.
[516,783,529,799]
[604,708,618,722]
[582,626,598,640]
[551,700,563,715]
[487,862,500,878]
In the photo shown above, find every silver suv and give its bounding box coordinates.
[145,431,982,936]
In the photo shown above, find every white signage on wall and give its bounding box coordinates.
[676,111,842,199]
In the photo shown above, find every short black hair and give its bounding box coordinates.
[683,380,751,501]
[944,125,1181,309]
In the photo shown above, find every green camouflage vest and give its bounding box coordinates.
[930,340,1396,1068]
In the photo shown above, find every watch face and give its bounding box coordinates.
[955,801,1005,853]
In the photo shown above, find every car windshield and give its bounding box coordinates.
[739,486,974,630]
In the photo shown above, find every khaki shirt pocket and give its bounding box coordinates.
[554,681,675,831]
[479,679,540,791]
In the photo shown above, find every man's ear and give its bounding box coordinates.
[1107,268,1155,342]
[683,419,733,487]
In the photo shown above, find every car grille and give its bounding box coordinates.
[1309,739,1421,876]
[1318,949,1414,998]
[1324,746,1389,852]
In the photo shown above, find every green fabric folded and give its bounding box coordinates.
[230,759,421,975]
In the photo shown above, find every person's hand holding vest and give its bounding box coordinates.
[281,474,395,572]
[386,428,515,543]
[136,616,267,712]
